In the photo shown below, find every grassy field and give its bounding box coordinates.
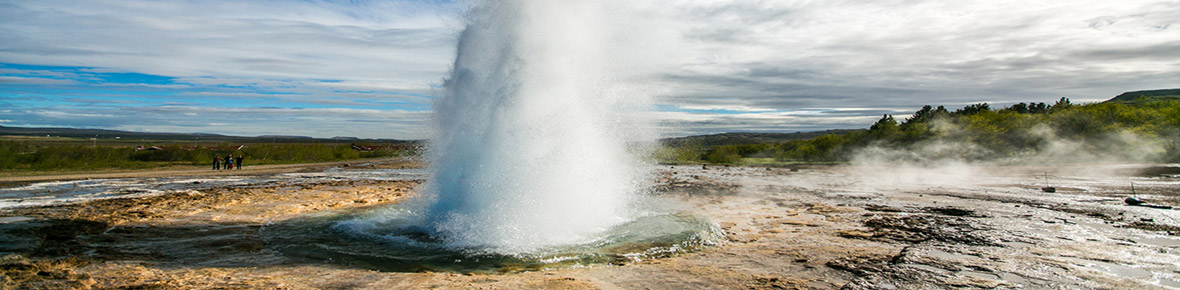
[0,135,419,174]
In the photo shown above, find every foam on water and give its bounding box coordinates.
[418,0,652,254]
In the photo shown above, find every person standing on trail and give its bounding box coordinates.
[213,156,221,170]
[225,154,234,170]
[235,155,243,170]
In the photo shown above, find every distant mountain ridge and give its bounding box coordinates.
[0,125,410,143]
[0,125,229,140]
[4,123,860,147]
[4,89,1173,146]
[1106,88,1180,103]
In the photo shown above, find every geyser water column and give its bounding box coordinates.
[424,0,648,254]
[260,1,722,270]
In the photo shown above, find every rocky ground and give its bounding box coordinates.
[1,162,1178,289]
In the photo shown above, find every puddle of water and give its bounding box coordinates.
[0,216,34,223]
[1155,274,1180,288]
[995,272,1032,286]
[959,270,1000,280]
[900,263,950,274]
[1062,257,1152,279]
[925,248,979,261]
[1134,237,1180,247]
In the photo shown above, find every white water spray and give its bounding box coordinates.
[423,0,651,254]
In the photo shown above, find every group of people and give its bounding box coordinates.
[213,154,244,170]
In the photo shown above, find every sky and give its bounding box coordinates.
[1,0,1177,139]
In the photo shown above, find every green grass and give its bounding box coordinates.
[0,138,418,173]
[659,97,1180,165]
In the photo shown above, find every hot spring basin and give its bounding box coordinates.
[261,205,723,273]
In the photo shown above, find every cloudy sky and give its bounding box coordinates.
[2,0,1177,139]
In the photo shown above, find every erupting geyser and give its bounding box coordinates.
[261,0,721,272]
[424,0,646,254]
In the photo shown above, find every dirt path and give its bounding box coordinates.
[0,157,412,183]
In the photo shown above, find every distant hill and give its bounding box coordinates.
[1105,88,1180,103]
[0,125,413,143]
[0,125,236,141]
[661,129,863,147]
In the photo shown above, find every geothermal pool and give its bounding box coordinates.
[2,163,1179,289]
[1,162,726,273]
[262,206,721,273]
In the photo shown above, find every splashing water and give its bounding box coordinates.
[422,0,650,254]
[262,1,722,272]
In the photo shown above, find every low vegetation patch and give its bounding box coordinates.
[0,140,417,172]
[659,93,1180,165]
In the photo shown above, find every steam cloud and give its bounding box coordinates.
[419,0,658,254]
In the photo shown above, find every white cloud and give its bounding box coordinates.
[1,105,431,139]
[0,76,76,85]
[627,0,1180,135]
[0,0,459,88]
[1,0,1177,137]
[677,105,777,112]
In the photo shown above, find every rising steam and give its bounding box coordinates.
[420,0,653,254]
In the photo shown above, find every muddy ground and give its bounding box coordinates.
[1,162,1178,289]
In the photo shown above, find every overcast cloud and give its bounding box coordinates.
[1,0,1177,138]
[643,0,1180,135]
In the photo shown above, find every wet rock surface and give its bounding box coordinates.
[1,173,421,289]
[858,213,1002,246]
[0,163,1177,289]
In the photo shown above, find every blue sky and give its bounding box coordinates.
[2,0,1178,139]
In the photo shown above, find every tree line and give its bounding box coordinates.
[661,97,1180,165]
